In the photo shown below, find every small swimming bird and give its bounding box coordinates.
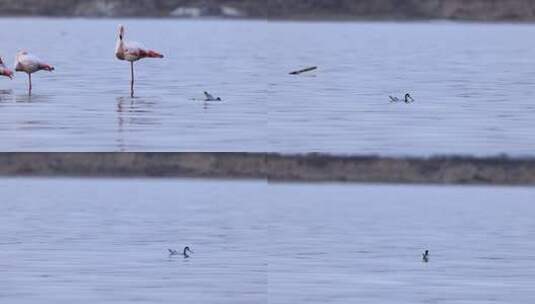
[168,246,193,258]
[0,56,13,79]
[115,24,164,97]
[182,246,193,258]
[204,91,221,101]
[389,93,414,103]
[14,51,54,95]
[422,250,429,263]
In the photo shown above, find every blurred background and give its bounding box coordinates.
[1,0,535,20]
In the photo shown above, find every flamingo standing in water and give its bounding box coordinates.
[14,51,54,95]
[115,24,164,97]
[0,56,13,79]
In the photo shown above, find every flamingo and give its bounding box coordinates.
[0,56,13,79]
[115,24,164,97]
[14,51,54,95]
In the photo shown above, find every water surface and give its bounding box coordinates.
[0,19,535,153]
[1,178,534,303]
[0,18,267,151]
[268,21,535,155]
[269,183,535,303]
[0,178,267,303]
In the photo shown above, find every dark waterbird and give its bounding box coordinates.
[168,246,193,258]
[389,93,414,103]
[422,250,429,263]
[204,91,222,101]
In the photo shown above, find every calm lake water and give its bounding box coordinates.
[1,178,534,303]
[0,19,534,154]
[268,183,535,303]
[0,178,268,304]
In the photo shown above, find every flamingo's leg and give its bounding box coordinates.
[28,73,32,96]
[130,61,134,98]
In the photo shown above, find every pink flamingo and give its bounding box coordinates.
[14,51,54,95]
[115,24,164,97]
[0,56,13,79]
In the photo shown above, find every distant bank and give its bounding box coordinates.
[1,153,535,185]
[1,0,535,21]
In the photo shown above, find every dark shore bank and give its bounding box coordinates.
[2,0,535,21]
[1,153,535,185]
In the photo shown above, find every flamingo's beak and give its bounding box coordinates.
[118,24,124,40]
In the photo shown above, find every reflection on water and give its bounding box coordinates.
[14,93,53,103]
[116,96,160,116]
[0,89,12,102]
[0,90,55,104]
[116,96,163,151]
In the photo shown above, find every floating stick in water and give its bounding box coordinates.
[289,66,317,75]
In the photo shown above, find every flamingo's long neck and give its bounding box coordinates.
[115,36,125,60]
[14,54,24,72]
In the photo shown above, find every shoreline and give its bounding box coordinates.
[1,153,534,185]
[2,16,535,24]
[2,1,535,22]
[2,15,535,26]
[4,16,535,29]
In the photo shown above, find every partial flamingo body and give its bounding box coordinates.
[115,25,163,97]
[0,56,13,79]
[14,51,54,95]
